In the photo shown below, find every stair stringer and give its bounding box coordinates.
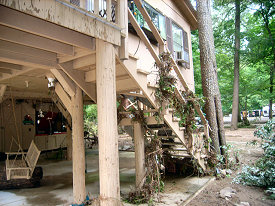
[118,56,207,171]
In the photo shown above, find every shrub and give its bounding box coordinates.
[234,119,275,198]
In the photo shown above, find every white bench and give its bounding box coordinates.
[6,140,41,180]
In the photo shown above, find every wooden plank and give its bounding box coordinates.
[116,78,139,92]
[51,68,76,97]
[54,82,72,115]
[59,50,95,63]
[0,25,73,55]
[73,54,96,70]
[58,62,96,102]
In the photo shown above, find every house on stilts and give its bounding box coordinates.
[0,0,210,205]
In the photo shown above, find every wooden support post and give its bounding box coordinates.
[134,123,145,190]
[66,125,72,161]
[0,84,7,103]
[96,39,120,205]
[118,0,129,60]
[72,86,86,204]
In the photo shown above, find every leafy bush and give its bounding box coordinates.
[234,119,275,197]
[84,105,98,136]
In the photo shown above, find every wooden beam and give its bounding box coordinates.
[73,54,96,70]
[0,62,22,70]
[0,5,96,50]
[51,69,76,97]
[3,90,50,100]
[58,50,95,63]
[58,62,96,102]
[0,25,73,55]
[54,82,72,115]
[0,68,12,74]
[0,84,7,103]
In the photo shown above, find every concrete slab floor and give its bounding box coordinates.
[0,149,211,206]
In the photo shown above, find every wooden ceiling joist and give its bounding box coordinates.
[0,49,55,70]
[0,67,35,82]
[0,5,96,50]
[0,68,12,74]
[0,62,22,70]
[0,40,57,62]
[0,25,74,56]
[3,90,50,100]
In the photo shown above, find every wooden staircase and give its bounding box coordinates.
[117,0,210,171]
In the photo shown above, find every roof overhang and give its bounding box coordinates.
[173,0,198,31]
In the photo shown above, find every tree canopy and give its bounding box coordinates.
[192,0,274,115]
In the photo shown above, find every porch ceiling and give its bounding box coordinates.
[0,9,139,102]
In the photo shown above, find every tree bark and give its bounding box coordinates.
[197,0,226,155]
[231,0,241,130]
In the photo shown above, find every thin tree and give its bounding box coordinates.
[196,0,226,155]
[256,0,274,119]
[231,0,241,130]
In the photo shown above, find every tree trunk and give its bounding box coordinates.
[196,0,226,155]
[231,0,240,130]
[259,7,274,119]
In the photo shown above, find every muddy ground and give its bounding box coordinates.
[188,128,274,206]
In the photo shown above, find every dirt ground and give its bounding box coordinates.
[188,128,274,206]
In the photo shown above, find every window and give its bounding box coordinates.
[172,22,189,64]
[129,1,166,39]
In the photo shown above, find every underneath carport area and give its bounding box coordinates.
[0,147,212,206]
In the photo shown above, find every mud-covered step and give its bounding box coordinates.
[147,124,167,129]
[158,135,177,140]
[158,129,173,136]
[163,153,191,158]
[162,142,183,146]
[166,147,187,152]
